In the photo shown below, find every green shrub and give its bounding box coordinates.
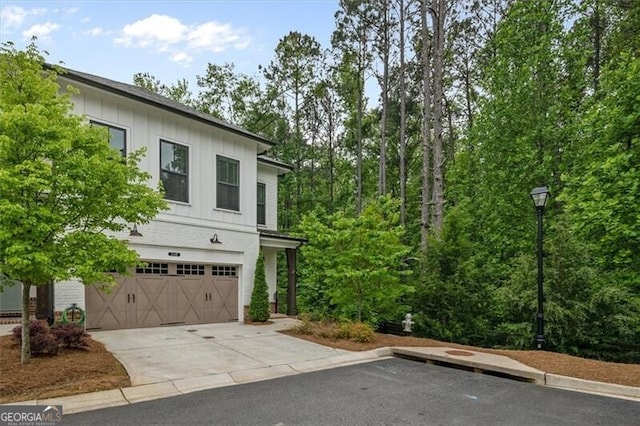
[336,321,375,343]
[291,313,314,335]
[249,252,270,322]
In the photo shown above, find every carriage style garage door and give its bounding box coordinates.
[85,263,238,330]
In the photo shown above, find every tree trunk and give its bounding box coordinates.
[356,27,366,215]
[399,0,407,226]
[21,281,31,364]
[431,0,446,236]
[328,103,336,214]
[592,0,602,92]
[379,0,390,196]
[420,0,432,251]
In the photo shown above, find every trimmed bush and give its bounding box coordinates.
[11,320,59,356]
[336,321,376,343]
[249,252,270,322]
[291,313,314,335]
[52,324,89,348]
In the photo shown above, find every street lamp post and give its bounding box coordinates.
[530,186,550,350]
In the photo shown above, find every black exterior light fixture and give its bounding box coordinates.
[129,224,143,237]
[210,233,222,244]
[530,186,550,350]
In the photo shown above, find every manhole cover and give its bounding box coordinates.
[202,336,215,339]
[445,350,474,356]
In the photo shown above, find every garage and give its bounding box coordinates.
[85,263,238,330]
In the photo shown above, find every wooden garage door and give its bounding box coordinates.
[85,263,238,330]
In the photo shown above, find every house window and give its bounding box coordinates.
[176,264,205,275]
[136,263,169,274]
[91,121,126,157]
[257,182,266,225]
[160,140,189,203]
[212,265,237,277]
[217,156,239,211]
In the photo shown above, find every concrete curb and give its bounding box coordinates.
[388,346,639,402]
[3,345,639,414]
[545,374,640,401]
[391,347,546,384]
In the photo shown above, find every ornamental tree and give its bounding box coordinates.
[297,197,412,324]
[0,42,167,363]
[249,252,270,322]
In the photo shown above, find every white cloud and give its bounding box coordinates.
[84,27,107,36]
[22,22,60,41]
[170,51,193,66]
[1,5,28,27]
[65,7,79,15]
[115,14,251,62]
[116,14,186,47]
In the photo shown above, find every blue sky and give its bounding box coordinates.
[0,0,339,90]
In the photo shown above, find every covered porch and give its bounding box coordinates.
[259,230,306,316]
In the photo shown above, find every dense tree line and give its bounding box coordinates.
[135,0,639,361]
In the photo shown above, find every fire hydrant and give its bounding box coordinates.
[402,313,414,333]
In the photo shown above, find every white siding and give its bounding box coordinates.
[64,80,260,228]
[55,280,85,311]
[262,247,278,302]
[53,77,277,323]
[257,164,279,231]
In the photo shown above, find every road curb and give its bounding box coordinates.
[386,346,640,402]
[545,373,640,401]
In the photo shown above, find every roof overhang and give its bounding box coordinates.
[259,229,306,249]
[52,65,275,152]
[258,156,293,176]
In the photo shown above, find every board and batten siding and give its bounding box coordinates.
[64,80,262,229]
[51,76,283,323]
[257,164,279,231]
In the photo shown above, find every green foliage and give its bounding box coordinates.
[0,41,167,362]
[335,321,375,343]
[412,206,495,345]
[297,196,412,324]
[563,53,640,285]
[290,313,314,335]
[249,252,270,322]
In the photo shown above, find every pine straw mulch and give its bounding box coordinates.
[0,334,130,404]
[281,329,640,388]
[1,324,638,404]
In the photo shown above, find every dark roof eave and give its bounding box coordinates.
[257,157,293,175]
[53,65,275,149]
[258,229,307,244]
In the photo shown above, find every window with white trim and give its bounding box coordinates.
[91,121,126,157]
[160,140,189,203]
[217,155,239,211]
[257,182,266,225]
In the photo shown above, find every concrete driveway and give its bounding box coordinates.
[90,318,386,395]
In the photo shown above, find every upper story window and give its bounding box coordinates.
[257,182,266,225]
[217,155,240,211]
[91,121,126,157]
[160,140,189,203]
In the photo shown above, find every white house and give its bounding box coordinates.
[0,67,304,330]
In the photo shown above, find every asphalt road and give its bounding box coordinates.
[64,358,640,425]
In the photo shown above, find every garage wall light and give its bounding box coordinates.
[210,233,222,244]
[129,224,143,237]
